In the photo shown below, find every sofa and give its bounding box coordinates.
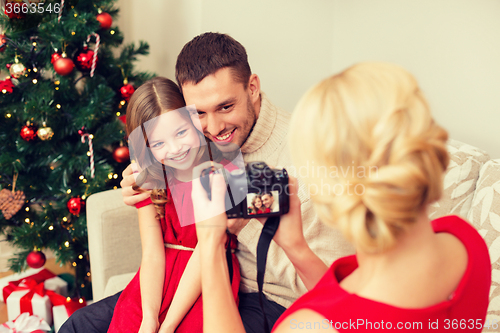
[86,139,500,325]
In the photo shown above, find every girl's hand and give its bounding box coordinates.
[191,161,229,244]
[270,176,307,253]
[120,163,151,206]
[138,316,159,333]
[157,321,175,333]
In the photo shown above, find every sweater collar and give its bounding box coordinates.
[240,92,277,154]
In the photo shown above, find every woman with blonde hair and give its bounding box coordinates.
[191,62,491,332]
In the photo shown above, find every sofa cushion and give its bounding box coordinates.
[103,272,136,299]
[428,139,490,220]
[467,159,500,324]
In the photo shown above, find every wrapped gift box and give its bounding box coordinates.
[6,281,53,326]
[0,268,68,302]
[0,312,51,333]
[52,298,87,333]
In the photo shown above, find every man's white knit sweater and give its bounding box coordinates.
[237,93,355,308]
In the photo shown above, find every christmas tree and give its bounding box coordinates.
[0,0,153,299]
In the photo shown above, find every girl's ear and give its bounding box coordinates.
[186,104,203,133]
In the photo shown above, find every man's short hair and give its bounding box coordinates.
[262,192,273,197]
[175,32,252,89]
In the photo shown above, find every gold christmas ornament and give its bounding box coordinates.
[9,57,26,79]
[37,122,54,140]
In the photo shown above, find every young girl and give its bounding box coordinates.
[248,194,263,215]
[107,77,240,333]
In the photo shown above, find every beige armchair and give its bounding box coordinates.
[86,139,500,326]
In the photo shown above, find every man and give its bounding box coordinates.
[261,192,278,213]
[61,32,353,333]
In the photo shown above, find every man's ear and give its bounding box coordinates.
[247,74,261,104]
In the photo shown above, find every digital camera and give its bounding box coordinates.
[200,161,289,218]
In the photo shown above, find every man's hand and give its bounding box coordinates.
[120,163,150,206]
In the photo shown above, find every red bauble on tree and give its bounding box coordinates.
[67,197,85,216]
[53,53,74,76]
[4,0,26,19]
[96,12,113,30]
[26,250,46,269]
[113,146,130,163]
[51,52,62,64]
[20,124,37,141]
[0,34,7,52]
[120,83,135,102]
[74,46,97,73]
[0,78,14,94]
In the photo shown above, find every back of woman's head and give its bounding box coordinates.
[290,62,449,253]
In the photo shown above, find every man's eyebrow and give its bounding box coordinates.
[218,98,236,108]
[195,98,237,113]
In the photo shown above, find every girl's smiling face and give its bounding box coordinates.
[254,197,263,209]
[147,110,201,172]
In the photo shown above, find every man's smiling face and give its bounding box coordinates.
[181,67,260,153]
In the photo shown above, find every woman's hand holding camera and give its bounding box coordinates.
[191,161,228,246]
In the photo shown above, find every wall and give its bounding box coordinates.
[115,0,500,157]
[330,0,500,157]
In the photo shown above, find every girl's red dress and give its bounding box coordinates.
[108,176,240,333]
[273,215,491,332]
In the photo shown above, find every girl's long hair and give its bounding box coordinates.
[126,77,220,219]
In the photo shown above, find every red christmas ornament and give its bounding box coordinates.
[26,250,46,269]
[4,0,26,19]
[53,53,74,76]
[6,63,11,69]
[118,115,127,125]
[0,34,6,52]
[51,52,62,64]
[74,46,97,72]
[113,146,130,163]
[120,84,135,102]
[20,124,37,141]
[96,12,113,30]
[0,78,14,93]
[67,197,85,216]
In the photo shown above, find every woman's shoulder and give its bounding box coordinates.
[431,215,489,255]
[273,309,336,333]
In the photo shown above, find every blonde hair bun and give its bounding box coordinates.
[290,62,449,253]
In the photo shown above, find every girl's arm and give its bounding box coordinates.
[138,204,166,333]
[159,244,202,333]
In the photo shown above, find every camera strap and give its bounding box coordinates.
[256,215,280,333]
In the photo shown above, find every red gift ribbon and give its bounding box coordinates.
[2,268,86,318]
[2,269,56,302]
[18,279,46,315]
